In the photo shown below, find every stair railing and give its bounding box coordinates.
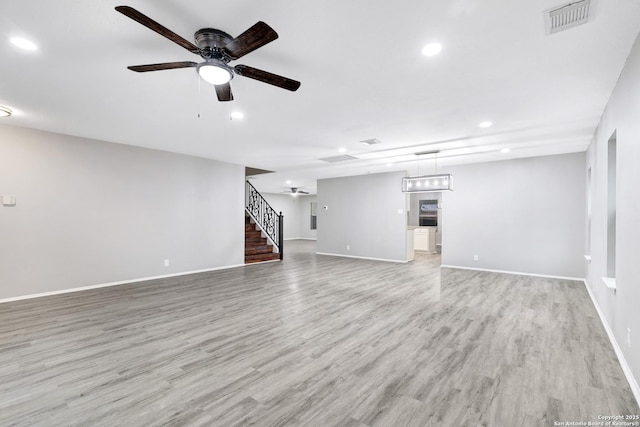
[245,180,284,260]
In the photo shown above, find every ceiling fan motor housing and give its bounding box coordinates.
[195,28,233,60]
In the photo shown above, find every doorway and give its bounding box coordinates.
[408,192,442,264]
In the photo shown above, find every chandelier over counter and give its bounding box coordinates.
[402,174,453,192]
[402,151,453,193]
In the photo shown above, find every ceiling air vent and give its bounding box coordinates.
[319,154,358,163]
[545,0,592,35]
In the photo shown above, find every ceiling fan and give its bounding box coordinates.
[115,6,301,102]
[282,187,310,196]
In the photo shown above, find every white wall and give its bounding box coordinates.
[0,125,245,300]
[586,33,640,399]
[441,152,586,278]
[316,171,408,262]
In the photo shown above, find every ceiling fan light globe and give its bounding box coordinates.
[197,62,233,85]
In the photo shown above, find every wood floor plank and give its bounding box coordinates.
[0,240,637,426]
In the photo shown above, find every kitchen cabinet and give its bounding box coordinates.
[414,227,436,252]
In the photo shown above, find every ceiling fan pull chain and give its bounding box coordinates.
[197,72,201,118]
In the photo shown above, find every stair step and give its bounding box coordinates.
[245,252,280,263]
[244,212,280,264]
[245,245,274,255]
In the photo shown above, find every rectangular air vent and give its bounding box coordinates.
[319,154,358,163]
[360,138,381,146]
[545,0,592,35]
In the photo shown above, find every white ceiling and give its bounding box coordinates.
[1,0,639,194]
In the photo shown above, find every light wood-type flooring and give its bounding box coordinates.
[0,240,637,426]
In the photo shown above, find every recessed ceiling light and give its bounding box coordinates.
[286,180,292,184]
[10,37,38,51]
[0,106,12,117]
[501,148,511,153]
[338,147,347,153]
[421,42,442,57]
[479,121,493,128]
[230,111,244,120]
[386,163,393,167]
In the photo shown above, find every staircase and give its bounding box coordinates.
[245,215,280,263]
[245,180,283,264]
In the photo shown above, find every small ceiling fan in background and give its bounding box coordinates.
[115,6,301,101]
[281,187,310,196]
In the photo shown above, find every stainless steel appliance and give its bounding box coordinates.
[419,199,438,227]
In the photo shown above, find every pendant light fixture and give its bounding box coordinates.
[402,150,454,193]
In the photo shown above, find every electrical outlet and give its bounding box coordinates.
[473,255,479,261]
[346,245,350,251]
[164,259,170,267]
[2,195,16,206]
[628,328,631,348]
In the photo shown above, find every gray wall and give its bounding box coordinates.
[586,33,640,396]
[298,195,317,240]
[316,171,408,262]
[261,193,301,240]
[441,152,586,278]
[0,125,245,300]
[262,193,317,240]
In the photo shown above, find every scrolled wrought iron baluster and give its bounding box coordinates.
[264,208,276,236]
[248,186,261,223]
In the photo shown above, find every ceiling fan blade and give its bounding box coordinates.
[234,65,301,91]
[115,6,200,54]
[127,61,197,72]
[223,22,278,59]
[214,83,234,102]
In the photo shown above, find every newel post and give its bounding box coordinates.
[278,211,284,260]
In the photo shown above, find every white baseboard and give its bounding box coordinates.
[316,252,409,264]
[440,264,583,282]
[583,280,640,407]
[0,263,246,304]
[284,237,317,241]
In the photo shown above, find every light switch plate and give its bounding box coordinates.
[2,195,16,206]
